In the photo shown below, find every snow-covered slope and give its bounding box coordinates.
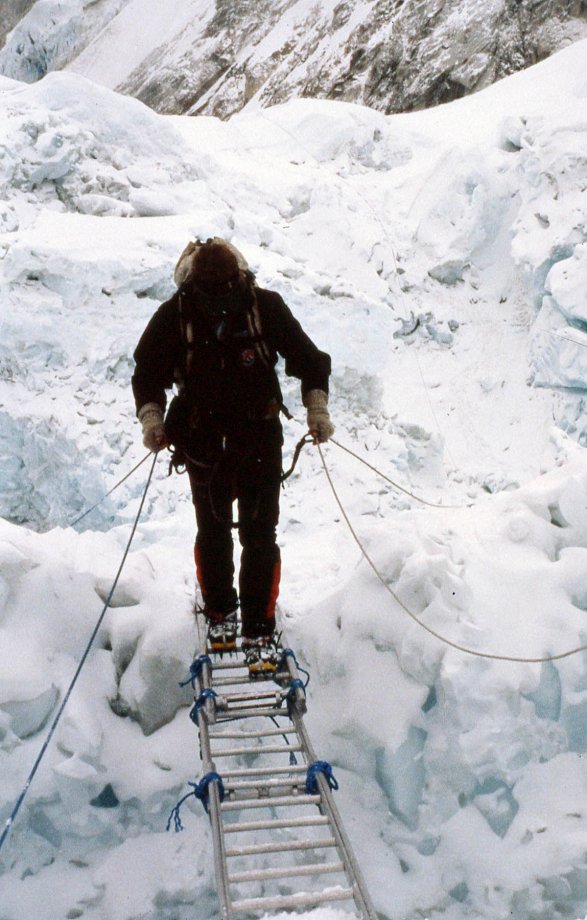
[0,0,586,117]
[2,37,587,920]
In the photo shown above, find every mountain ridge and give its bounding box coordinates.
[1,0,586,118]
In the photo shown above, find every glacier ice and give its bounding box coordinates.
[2,39,587,920]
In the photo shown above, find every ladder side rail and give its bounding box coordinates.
[191,624,378,917]
[197,660,233,918]
[291,708,379,920]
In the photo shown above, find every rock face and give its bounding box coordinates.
[1,0,586,118]
[0,0,36,52]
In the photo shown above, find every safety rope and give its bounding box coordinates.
[281,434,314,483]
[331,437,468,509]
[69,451,153,527]
[317,444,587,664]
[0,452,158,857]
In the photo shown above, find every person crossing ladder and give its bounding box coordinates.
[132,238,333,677]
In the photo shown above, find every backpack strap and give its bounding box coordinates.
[245,284,272,367]
[176,281,273,386]
[174,289,194,394]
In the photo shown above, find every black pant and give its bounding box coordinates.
[186,418,282,639]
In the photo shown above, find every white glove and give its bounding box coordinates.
[138,402,167,451]
[304,389,334,443]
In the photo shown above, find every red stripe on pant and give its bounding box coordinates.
[194,544,206,596]
[266,558,281,624]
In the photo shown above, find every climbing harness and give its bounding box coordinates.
[0,452,158,857]
[169,615,378,917]
[318,443,587,664]
[175,433,312,531]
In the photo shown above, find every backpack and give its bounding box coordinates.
[174,238,272,377]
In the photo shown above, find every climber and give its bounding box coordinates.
[131,238,333,677]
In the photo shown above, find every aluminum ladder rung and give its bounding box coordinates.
[221,793,321,812]
[231,886,356,912]
[222,815,330,833]
[209,727,296,740]
[221,689,284,704]
[225,837,337,858]
[213,672,290,688]
[224,785,302,801]
[211,660,249,671]
[215,706,287,720]
[229,860,345,883]
[224,777,303,792]
[212,676,256,688]
[212,743,302,758]
[220,764,307,778]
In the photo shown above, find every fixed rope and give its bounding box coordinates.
[0,451,158,857]
[331,437,468,509]
[317,444,587,664]
[70,451,153,527]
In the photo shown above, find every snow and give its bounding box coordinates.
[2,35,587,920]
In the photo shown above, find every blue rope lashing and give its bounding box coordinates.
[286,677,306,718]
[179,654,212,689]
[167,783,199,832]
[278,648,311,688]
[189,688,218,724]
[166,772,226,831]
[194,770,225,813]
[305,760,339,795]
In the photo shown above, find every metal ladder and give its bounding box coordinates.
[188,621,378,917]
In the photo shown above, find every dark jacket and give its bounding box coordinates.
[132,285,331,423]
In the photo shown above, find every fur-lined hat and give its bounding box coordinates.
[174,237,249,288]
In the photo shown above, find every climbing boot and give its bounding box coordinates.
[206,609,238,654]
[242,635,280,680]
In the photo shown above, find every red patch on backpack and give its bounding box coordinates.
[241,349,255,367]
